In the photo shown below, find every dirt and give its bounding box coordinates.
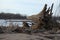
[0,33,53,40]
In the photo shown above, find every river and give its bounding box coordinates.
[0,19,32,27]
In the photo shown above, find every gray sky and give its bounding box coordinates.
[0,0,59,16]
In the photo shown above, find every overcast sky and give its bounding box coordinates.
[0,0,59,16]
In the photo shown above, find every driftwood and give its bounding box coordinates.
[30,4,50,30]
[23,3,60,33]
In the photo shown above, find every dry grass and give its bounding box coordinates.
[0,22,23,33]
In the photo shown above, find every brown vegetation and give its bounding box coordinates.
[0,4,60,34]
[27,3,60,32]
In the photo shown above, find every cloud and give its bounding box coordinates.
[0,0,59,16]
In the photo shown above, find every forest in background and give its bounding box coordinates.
[0,12,27,19]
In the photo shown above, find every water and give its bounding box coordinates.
[0,19,32,27]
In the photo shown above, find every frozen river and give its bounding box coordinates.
[0,19,32,27]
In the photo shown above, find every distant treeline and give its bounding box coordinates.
[0,12,27,19]
[52,16,60,20]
